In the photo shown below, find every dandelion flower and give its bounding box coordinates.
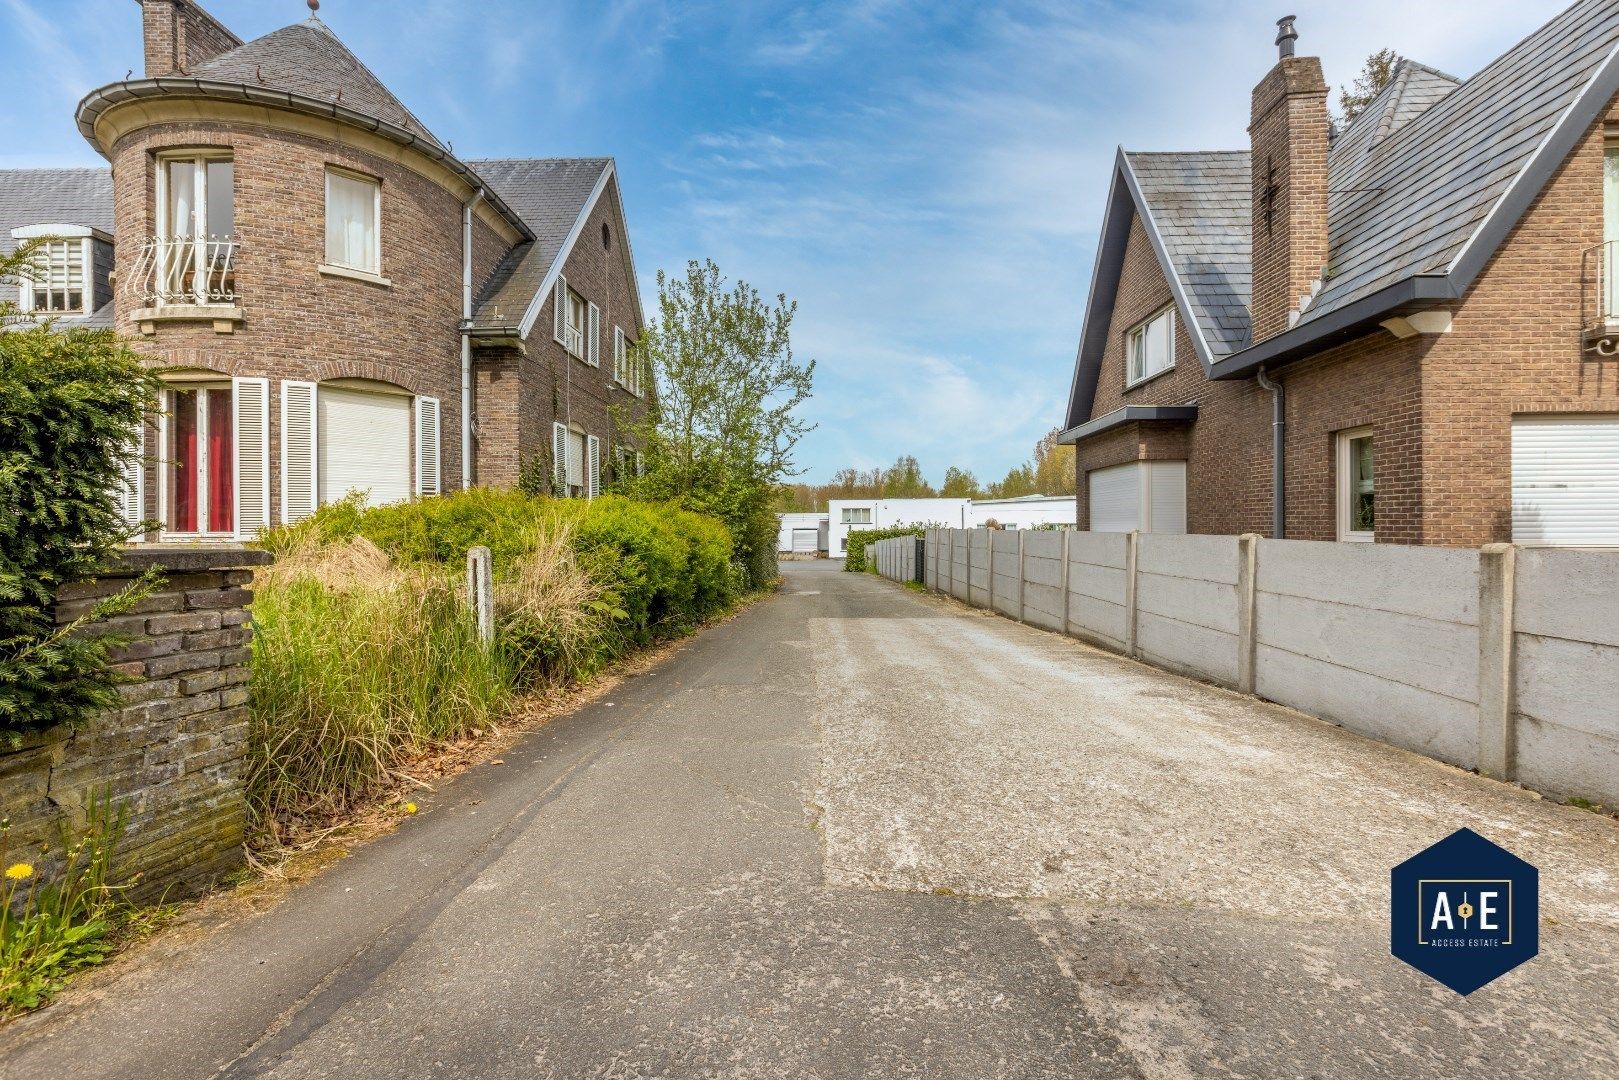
[404,803,418,815]
[5,863,34,881]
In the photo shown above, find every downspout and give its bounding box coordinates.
[461,187,485,491]
[1255,365,1285,539]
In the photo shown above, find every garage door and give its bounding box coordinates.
[1088,461,1186,533]
[1512,415,1619,545]
[318,386,412,507]
[791,528,818,553]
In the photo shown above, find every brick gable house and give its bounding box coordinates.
[1059,3,1619,547]
[2,0,648,540]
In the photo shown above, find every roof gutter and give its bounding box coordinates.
[1209,273,1455,380]
[462,187,485,491]
[74,78,534,244]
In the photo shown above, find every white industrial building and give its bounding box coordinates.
[967,495,1078,530]
[826,499,970,557]
[777,512,829,555]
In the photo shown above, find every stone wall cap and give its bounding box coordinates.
[112,545,274,572]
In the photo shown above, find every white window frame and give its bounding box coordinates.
[1126,306,1176,388]
[323,166,383,277]
[840,507,873,525]
[563,290,587,358]
[1336,426,1375,542]
[157,380,237,539]
[154,150,235,306]
[13,235,91,315]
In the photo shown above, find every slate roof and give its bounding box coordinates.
[466,158,613,334]
[1066,0,1619,429]
[1124,151,1252,356]
[0,168,112,255]
[192,17,443,149]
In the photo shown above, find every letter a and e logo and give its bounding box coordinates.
[1390,827,1539,995]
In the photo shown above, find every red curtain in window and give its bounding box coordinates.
[169,391,198,533]
[208,389,234,533]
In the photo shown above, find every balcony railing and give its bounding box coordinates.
[125,235,239,308]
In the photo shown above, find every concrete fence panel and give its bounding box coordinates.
[1254,540,1481,769]
[968,530,991,608]
[1512,548,1619,806]
[1135,534,1243,687]
[991,531,1021,619]
[1021,532,1066,632]
[1066,531,1129,650]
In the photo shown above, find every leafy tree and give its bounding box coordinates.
[881,454,935,498]
[616,259,815,590]
[1030,427,1077,497]
[1337,48,1402,125]
[1,241,162,736]
[939,466,981,499]
[986,462,1038,500]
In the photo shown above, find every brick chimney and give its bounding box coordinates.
[1248,15,1330,343]
[139,0,241,78]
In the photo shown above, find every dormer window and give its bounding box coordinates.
[1126,306,1175,387]
[9,227,97,316]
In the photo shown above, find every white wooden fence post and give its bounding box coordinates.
[467,545,494,644]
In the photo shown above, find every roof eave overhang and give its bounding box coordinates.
[74,78,534,244]
[1208,274,1454,379]
[1056,404,1199,445]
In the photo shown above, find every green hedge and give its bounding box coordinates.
[263,489,739,668]
[0,326,159,737]
[843,526,928,573]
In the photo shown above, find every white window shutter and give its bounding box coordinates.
[233,377,270,537]
[281,380,319,523]
[118,427,145,537]
[587,302,601,367]
[552,421,568,496]
[586,434,601,498]
[553,277,568,344]
[613,326,625,383]
[416,396,442,497]
[635,450,645,477]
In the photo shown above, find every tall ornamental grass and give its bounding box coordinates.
[247,537,512,839]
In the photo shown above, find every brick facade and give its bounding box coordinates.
[1074,87,1619,547]
[1248,56,1330,344]
[140,0,240,78]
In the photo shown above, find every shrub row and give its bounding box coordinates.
[842,526,929,573]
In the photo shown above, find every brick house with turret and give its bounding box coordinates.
[1059,3,1619,548]
[1,0,649,541]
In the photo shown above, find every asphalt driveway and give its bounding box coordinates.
[3,560,1616,1078]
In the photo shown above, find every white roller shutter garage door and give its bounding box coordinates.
[1089,463,1140,532]
[1088,461,1187,534]
[318,386,412,507]
[1512,415,1619,546]
[791,529,818,553]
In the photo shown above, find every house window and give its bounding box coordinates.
[1126,307,1175,386]
[157,154,235,304]
[163,384,234,534]
[841,507,873,524]
[1605,144,1619,319]
[566,427,586,495]
[24,239,87,313]
[564,290,587,357]
[1337,427,1375,541]
[325,169,381,274]
[614,327,639,393]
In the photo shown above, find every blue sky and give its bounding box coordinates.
[1,0,1561,485]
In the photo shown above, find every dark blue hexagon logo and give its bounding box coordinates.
[1390,827,1538,995]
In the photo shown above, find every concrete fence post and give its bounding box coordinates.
[1061,529,1072,636]
[987,531,996,612]
[1017,531,1027,622]
[1236,534,1260,695]
[1477,543,1518,781]
[1125,531,1140,658]
[467,545,495,644]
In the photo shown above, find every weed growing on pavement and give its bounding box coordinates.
[0,793,129,1014]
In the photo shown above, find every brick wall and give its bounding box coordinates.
[477,180,650,488]
[0,547,270,900]
[111,118,509,521]
[1248,56,1330,345]
[140,0,240,78]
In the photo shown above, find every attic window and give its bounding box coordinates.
[23,239,88,314]
[1126,307,1176,387]
[601,222,612,250]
